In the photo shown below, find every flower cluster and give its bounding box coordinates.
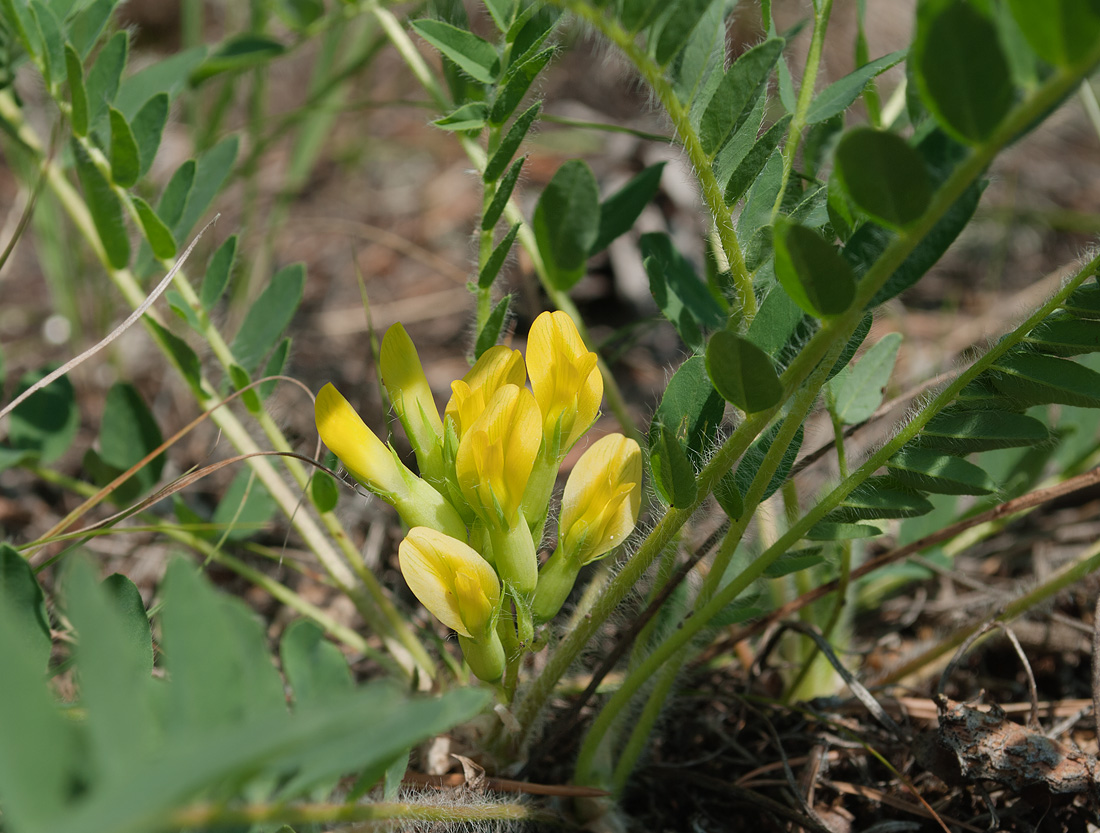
[315,312,642,681]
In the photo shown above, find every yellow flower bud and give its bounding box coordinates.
[379,323,444,483]
[455,384,542,528]
[559,433,642,565]
[315,383,405,495]
[444,345,526,440]
[398,527,500,639]
[526,311,603,455]
[315,384,466,539]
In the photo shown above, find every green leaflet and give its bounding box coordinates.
[649,424,698,508]
[763,548,825,578]
[990,351,1100,408]
[706,330,782,413]
[107,107,139,187]
[825,477,933,523]
[1025,314,1100,356]
[432,102,488,131]
[411,19,499,84]
[478,223,521,289]
[482,156,524,230]
[886,447,995,495]
[1006,0,1100,67]
[484,102,540,182]
[592,162,666,255]
[189,34,287,84]
[698,38,783,156]
[773,218,856,318]
[805,522,881,541]
[915,408,1049,453]
[474,294,512,359]
[1060,282,1100,319]
[72,139,130,268]
[827,332,902,425]
[833,128,932,229]
[805,50,906,124]
[642,232,725,352]
[230,262,305,374]
[533,159,600,291]
[913,0,1015,144]
[649,355,725,459]
[7,367,78,463]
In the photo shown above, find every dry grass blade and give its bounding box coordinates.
[0,216,218,424]
[26,375,318,558]
[709,465,1100,663]
[402,770,610,797]
[825,781,981,832]
[0,123,56,279]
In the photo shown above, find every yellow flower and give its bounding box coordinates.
[315,383,466,539]
[558,433,642,565]
[379,323,444,483]
[315,383,405,495]
[526,311,603,455]
[444,345,526,440]
[455,384,542,528]
[398,527,500,638]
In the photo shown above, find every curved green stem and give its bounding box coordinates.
[770,0,834,222]
[557,0,754,319]
[572,248,1100,783]
[369,0,641,439]
[0,89,436,680]
[577,332,842,785]
[879,535,1100,686]
[523,41,1100,755]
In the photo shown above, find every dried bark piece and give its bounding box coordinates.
[932,695,1099,804]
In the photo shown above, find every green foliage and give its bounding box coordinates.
[1006,0,1100,67]
[706,330,782,413]
[230,263,306,374]
[83,382,165,504]
[533,159,601,290]
[914,0,1014,143]
[5,0,1100,820]
[0,556,489,833]
[773,218,855,317]
[6,368,78,464]
[412,19,500,84]
[642,233,725,352]
[826,332,902,425]
[833,128,931,229]
[190,34,286,84]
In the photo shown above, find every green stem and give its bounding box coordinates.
[877,536,1100,686]
[0,89,435,680]
[770,0,834,223]
[368,0,641,440]
[784,410,852,701]
[572,248,1100,783]
[171,798,548,828]
[577,335,841,785]
[557,0,755,320]
[476,125,504,336]
[610,656,678,794]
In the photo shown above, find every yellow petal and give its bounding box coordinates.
[559,433,642,563]
[380,322,444,443]
[526,311,603,451]
[315,383,404,494]
[444,346,525,439]
[399,527,499,637]
[456,385,542,525]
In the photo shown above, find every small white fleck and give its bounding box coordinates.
[43,314,71,345]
